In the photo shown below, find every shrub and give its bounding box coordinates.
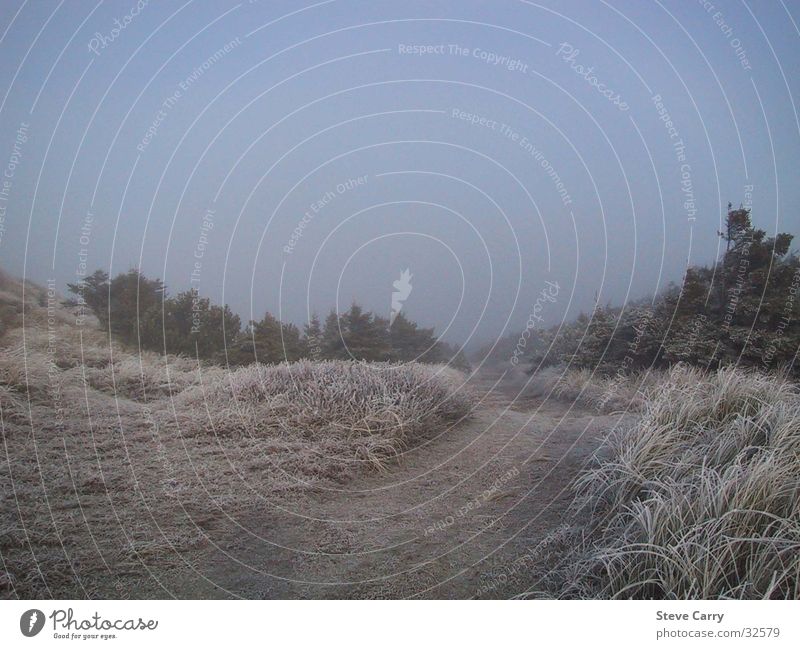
[168,360,473,472]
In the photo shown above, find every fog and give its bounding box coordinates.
[1,0,798,348]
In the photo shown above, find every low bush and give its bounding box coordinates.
[169,360,473,471]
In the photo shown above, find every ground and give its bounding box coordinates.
[150,365,628,599]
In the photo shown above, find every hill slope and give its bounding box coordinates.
[0,270,472,598]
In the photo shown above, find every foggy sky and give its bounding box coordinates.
[1,0,799,348]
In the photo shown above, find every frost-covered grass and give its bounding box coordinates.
[526,365,662,413]
[169,360,472,473]
[0,271,473,597]
[547,365,800,599]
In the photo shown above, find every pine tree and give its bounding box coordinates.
[389,311,435,361]
[302,312,323,360]
[67,269,109,323]
[341,303,389,361]
[249,312,287,364]
[322,309,347,359]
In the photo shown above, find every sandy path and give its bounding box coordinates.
[164,366,625,599]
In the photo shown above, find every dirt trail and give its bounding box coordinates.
[163,366,626,599]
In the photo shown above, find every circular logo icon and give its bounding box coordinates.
[20,609,45,637]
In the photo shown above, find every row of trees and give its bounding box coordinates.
[67,270,468,368]
[528,206,800,374]
[68,206,794,375]
[238,303,467,366]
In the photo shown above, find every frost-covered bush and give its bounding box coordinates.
[169,360,473,470]
[558,365,800,599]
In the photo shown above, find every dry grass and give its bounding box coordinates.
[0,271,473,598]
[170,361,470,470]
[545,364,800,599]
[525,365,663,413]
